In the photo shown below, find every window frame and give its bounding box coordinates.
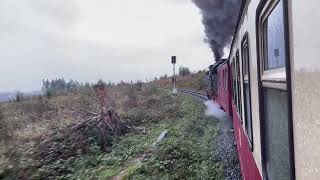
[236,50,243,122]
[224,69,226,90]
[231,58,236,103]
[223,69,225,90]
[241,33,254,150]
[256,0,295,179]
[260,0,287,89]
[225,68,228,91]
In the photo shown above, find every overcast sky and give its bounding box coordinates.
[0,0,215,92]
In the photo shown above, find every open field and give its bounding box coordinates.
[0,84,228,179]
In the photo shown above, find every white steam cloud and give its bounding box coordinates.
[204,100,226,119]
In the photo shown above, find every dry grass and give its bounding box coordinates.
[0,93,97,178]
[0,83,161,179]
[0,89,98,176]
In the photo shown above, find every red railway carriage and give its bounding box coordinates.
[225,0,294,179]
[217,59,232,116]
[232,104,261,180]
[210,56,261,180]
[206,0,320,179]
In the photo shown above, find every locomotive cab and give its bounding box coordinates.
[206,61,223,100]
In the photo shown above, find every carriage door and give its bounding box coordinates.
[258,0,295,179]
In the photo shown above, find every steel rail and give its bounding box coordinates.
[178,89,208,101]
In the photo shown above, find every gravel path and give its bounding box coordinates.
[211,115,242,180]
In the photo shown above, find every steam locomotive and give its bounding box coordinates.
[205,0,320,180]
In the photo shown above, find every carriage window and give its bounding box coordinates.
[223,69,225,90]
[232,60,236,102]
[243,52,248,75]
[223,69,226,90]
[259,0,294,179]
[242,37,253,147]
[233,61,236,101]
[236,52,242,119]
[225,69,228,90]
[263,88,291,180]
[222,70,224,89]
[219,70,222,88]
[263,0,286,70]
[224,69,225,90]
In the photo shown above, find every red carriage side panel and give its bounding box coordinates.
[232,103,262,180]
[217,62,232,116]
[215,59,261,179]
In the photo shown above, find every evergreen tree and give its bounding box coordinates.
[179,66,191,76]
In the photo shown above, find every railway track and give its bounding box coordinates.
[178,89,208,101]
[158,87,208,101]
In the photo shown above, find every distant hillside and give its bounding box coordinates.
[0,91,42,102]
[154,70,207,92]
[0,92,16,102]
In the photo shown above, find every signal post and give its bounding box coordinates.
[171,56,177,95]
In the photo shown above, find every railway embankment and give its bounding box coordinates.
[182,90,242,180]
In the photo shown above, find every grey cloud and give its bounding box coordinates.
[0,0,213,92]
[29,0,79,27]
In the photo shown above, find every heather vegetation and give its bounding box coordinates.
[0,80,222,179]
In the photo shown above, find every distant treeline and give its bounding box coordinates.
[42,78,90,94]
[179,66,191,76]
[10,78,148,102]
[41,79,112,98]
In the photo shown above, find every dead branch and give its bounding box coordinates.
[71,115,100,131]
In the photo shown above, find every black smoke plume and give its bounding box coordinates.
[192,0,241,61]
